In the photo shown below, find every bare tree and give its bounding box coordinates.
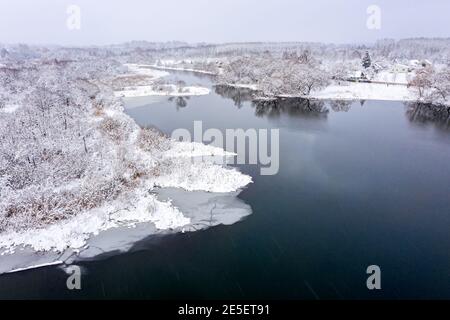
[409,67,433,99]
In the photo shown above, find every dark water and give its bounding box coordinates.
[1,71,450,299]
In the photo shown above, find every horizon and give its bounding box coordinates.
[3,37,450,48]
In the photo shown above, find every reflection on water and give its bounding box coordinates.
[329,100,353,112]
[215,85,450,132]
[406,102,450,130]
[168,96,190,109]
[252,98,328,119]
[214,85,329,119]
[214,84,255,108]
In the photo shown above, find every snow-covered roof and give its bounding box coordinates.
[350,70,364,78]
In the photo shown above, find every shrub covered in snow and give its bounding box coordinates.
[0,58,157,233]
[137,127,169,153]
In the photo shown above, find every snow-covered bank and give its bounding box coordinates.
[0,60,252,275]
[114,84,210,98]
[310,82,416,102]
[225,81,417,103]
[0,184,184,253]
[0,134,252,256]
[147,64,218,75]
[0,150,252,274]
[225,83,259,91]
[217,51,449,106]
[5,261,64,274]
[124,63,170,79]
[0,187,252,275]
[114,64,211,98]
[164,141,236,158]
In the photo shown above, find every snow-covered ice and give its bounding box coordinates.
[0,186,252,275]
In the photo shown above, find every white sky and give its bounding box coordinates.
[0,0,449,45]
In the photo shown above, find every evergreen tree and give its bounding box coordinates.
[362,51,372,69]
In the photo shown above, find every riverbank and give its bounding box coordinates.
[0,63,251,274]
[0,92,251,255]
[310,82,415,102]
[138,63,418,103]
[113,64,211,97]
[114,84,210,98]
[223,81,417,103]
[149,64,217,75]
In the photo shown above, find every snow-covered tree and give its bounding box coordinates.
[409,67,433,99]
[362,51,372,69]
[430,67,450,103]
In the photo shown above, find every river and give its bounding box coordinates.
[1,70,449,299]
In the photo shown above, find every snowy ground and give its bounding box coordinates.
[226,83,259,91]
[124,63,170,79]
[0,188,252,274]
[0,104,20,113]
[0,135,252,273]
[227,81,417,102]
[149,64,217,75]
[310,82,416,102]
[372,70,411,85]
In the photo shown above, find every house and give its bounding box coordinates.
[392,64,410,73]
[347,70,368,82]
[409,59,432,69]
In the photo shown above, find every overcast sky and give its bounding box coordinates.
[0,0,449,45]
